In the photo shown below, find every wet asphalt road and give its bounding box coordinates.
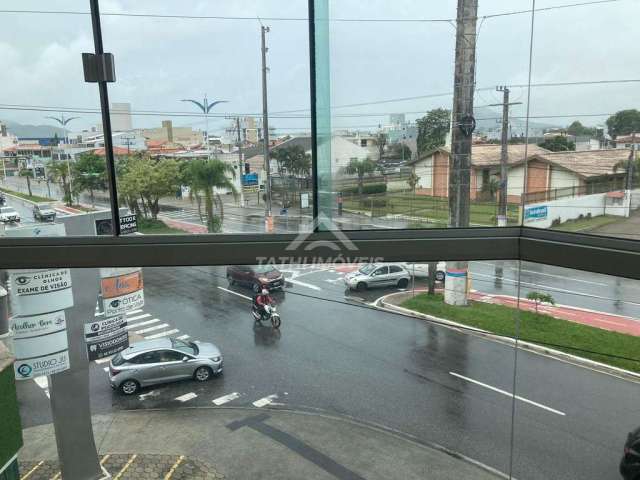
[15,264,640,480]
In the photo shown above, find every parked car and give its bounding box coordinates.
[109,337,223,395]
[620,426,640,479]
[344,263,410,291]
[402,262,447,282]
[227,264,285,293]
[0,206,20,224]
[32,203,56,222]
[0,192,5,205]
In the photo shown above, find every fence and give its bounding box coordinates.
[522,178,629,204]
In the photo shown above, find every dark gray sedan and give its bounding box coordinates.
[109,337,223,395]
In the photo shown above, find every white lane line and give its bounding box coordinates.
[126,318,160,330]
[126,309,144,316]
[33,376,48,389]
[450,372,566,416]
[217,286,251,300]
[134,322,168,334]
[95,356,112,364]
[213,392,241,406]
[145,328,180,339]
[176,334,190,340]
[473,262,608,287]
[175,392,198,403]
[286,278,322,291]
[253,394,278,408]
[127,313,151,322]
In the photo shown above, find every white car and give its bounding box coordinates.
[344,263,411,291]
[402,262,446,281]
[0,206,20,224]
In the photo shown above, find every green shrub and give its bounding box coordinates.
[342,183,387,195]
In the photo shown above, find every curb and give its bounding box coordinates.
[376,292,640,384]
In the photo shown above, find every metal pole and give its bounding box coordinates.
[498,86,509,227]
[236,117,245,207]
[90,0,120,236]
[308,0,319,228]
[204,94,211,161]
[261,25,272,224]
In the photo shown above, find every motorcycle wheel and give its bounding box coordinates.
[271,314,281,329]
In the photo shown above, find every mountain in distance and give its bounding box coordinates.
[2,119,67,138]
[474,106,559,138]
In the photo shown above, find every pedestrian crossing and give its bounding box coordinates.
[159,208,203,221]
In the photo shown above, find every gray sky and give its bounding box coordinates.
[0,0,638,135]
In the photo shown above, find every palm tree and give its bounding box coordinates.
[614,153,640,190]
[344,158,376,197]
[18,168,33,197]
[48,161,72,206]
[185,159,237,233]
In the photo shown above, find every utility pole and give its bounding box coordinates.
[122,134,135,155]
[236,117,245,208]
[445,0,478,306]
[261,25,273,231]
[627,133,637,191]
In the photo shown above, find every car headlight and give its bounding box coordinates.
[258,277,269,283]
[212,356,221,362]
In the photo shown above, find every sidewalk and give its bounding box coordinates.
[19,408,504,480]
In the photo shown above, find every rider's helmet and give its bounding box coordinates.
[261,288,269,295]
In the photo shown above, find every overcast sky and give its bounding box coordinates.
[0,0,638,136]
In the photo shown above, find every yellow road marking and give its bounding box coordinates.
[113,454,137,480]
[100,454,111,466]
[20,461,44,480]
[163,455,185,480]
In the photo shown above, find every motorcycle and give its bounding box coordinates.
[252,303,281,329]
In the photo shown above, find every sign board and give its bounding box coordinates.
[86,330,129,361]
[103,289,144,317]
[9,269,73,316]
[84,314,126,340]
[524,205,548,221]
[11,311,66,338]
[100,271,143,299]
[95,214,138,236]
[300,193,309,209]
[14,350,70,379]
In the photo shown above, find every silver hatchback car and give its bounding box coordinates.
[109,337,223,395]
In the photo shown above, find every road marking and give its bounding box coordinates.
[134,322,168,334]
[217,286,251,300]
[113,454,137,480]
[95,356,112,364]
[253,394,278,408]
[126,309,144,316]
[163,455,185,480]
[127,313,151,322]
[474,262,609,286]
[50,472,61,480]
[213,392,241,405]
[450,372,566,416]
[145,328,180,339]
[33,376,48,389]
[175,392,197,402]
[100,454,111,465]
[139,390,160,400]
[286,278,322,291]
[20,460,44,480]
[126,318,160,330]
[176,334,190,340]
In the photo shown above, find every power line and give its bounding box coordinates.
[0,0,625,23]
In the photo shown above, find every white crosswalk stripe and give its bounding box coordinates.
[126,309,144,316]
[175,392,198,402]
[212,392,240,406]
[95,357,112,364]
[127,313,152,323]
[253,394,279,408]
[176,334,190,340]
[126,318,160,330]
[134,323,168,334]
[144,328,180,339]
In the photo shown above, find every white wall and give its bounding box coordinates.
[415,157,433,189]
[549,166,580,190]
[508,164,526,197]
[333,136,371,176]
[630,188,640,210]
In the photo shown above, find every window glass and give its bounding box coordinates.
[158,350,184,362]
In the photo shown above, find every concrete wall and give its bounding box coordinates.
[549,166,580,190]
[415,157,433,189]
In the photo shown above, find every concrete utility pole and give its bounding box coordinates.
[236,117,245,208]
[261,25,273,229]
[627,133,637,191]
[445,0,478,306]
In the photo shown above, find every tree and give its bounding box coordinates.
[385,143,412,161]
[407,170,420,192]
[18,168,33,197]
[52,133,60,147]
[613,152,640,190]
[72,152,107,207]
[48,161,72,206]
[566,120,596,138]
[376,132,387,162]
[526,291,555,314]
[343,158,376,197]
[117,156,181,220]
[416,108,451,155]
[538,136,575,152]
[481,177,499,201]
[184,159,237,233]
[606,109,640,139]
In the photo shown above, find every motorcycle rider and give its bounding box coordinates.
[253,288,274,320]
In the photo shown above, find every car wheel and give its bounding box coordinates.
[356,281,367,291]
[194,366,212,382]
[397,278,409,289]
[253,283,262,294]
[119,379,139,395]
[227,274,235,286]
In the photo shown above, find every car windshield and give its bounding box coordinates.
[0,207,13,213]
[37,204,51,209]
[359,264,377,275]
[253,265,276,274]
[171,338,198,355]
[111,353,125,366]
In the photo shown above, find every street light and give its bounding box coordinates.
[45,114,79,202]
[180,95,228,160]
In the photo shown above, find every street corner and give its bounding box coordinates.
[18,454,226,480]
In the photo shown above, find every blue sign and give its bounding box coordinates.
[525,206,548,221]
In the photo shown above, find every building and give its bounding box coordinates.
[111,102,133,132]
[344,132,381,160]
[614,133,640,150]
[140,120,201,147]
[408,144,631,203]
